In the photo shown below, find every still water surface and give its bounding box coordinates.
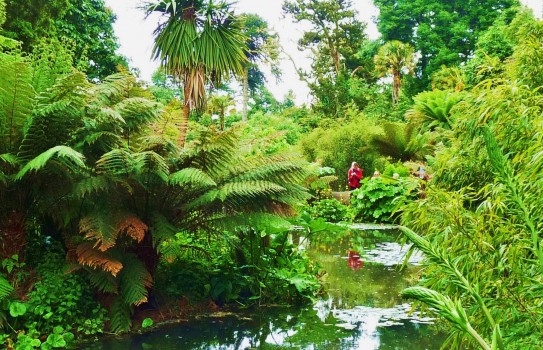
[81,226,445,349]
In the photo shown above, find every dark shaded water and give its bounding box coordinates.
[81,225,446,349]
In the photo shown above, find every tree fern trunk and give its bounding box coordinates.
[179,91,190,148]
[241,66,249,122]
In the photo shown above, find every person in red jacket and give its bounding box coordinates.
[348,162,363,190]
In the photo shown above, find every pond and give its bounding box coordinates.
[80,225,446,349]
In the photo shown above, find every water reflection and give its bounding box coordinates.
[80,228,445,350]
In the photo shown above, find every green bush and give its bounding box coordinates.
[349,177,419,223]
[298,118,381,189]
[306,198,349,223]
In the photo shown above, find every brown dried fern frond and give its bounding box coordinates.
[76,243,123,276]
[117,216,147,243]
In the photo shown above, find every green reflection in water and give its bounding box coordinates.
[80,228,446,350]
[309,229,421,309]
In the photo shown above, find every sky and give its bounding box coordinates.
[104,0,542,106]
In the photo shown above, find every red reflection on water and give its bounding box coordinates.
[348,250,363,270]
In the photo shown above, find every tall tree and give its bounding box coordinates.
[56,0,128,80]
[146,0,248,147]
[373,40,416,105]
[2,0,127,80]
[239,13,281,122]
[373,0,518,88]
[282,0,370,117]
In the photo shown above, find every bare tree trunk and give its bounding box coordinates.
[242,66,249,122]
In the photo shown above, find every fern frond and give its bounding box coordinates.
[160,240,211,262]
[184,189,221,211]
[233,159,308,184]
[76,243,123,276]
[79,216,118,252]
[0,57,35,153]
[95,149,134,176]
[119,254,152,306]
[15,145,86,180]
[110,297,133,333]
[150,212,178,248]
[169,167,217,189]
[0,275,14,300]
[114,97,162,132]
[117,216,147,243]
[133,151,170,182]
[74,176,113,197]
[87,269,119,294]
[94,72,136,105]
[220,181,286,203]
[149,99,182,143]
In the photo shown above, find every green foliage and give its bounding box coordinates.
[3,0,126,80]
[305,198,348,223]
[369,122,424,162]
[350,177,419,223]
[298,117,381,189]
[399,12,543,349]
[24,251,107,337]
[374,0,517,88]
[141,318,154,329]
[407,89,466,132]
[239,111,303,156]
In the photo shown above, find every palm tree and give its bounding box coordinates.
[146,0,248,147]
[207,93,234,130]
[374,40,416,105]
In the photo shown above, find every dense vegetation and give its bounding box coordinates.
[0,0,542,349]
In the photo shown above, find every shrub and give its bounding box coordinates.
[349,177,419,223]
[306,198,349,223]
